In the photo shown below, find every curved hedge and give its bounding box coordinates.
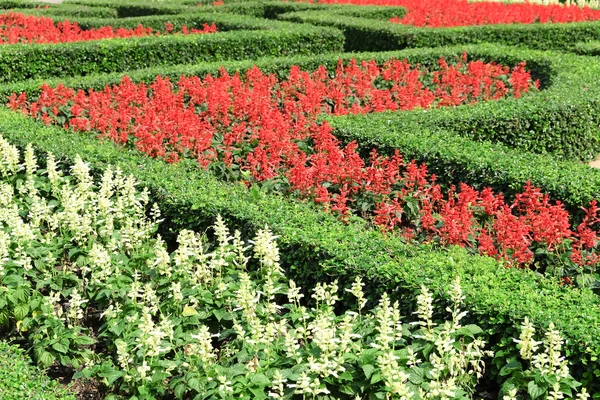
[279,10,600,52]
[2,108,600,390]
[4,43,600,212]
[0,18,343,83]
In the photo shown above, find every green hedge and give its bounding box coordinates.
[279,10,600,52]
[0,341,75,400]
[2,108,600,390]
[214,1,407,20]
[10,5,119,19]
[0,0,44,9]
[68,11,279,31]
[5,43,600,212]
[0,21,343,83]
[572,40,600,55]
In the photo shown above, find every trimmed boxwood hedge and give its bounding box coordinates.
[2,108,600,390]
[10,5,119,19]
[4,43,600,212]
[278,10,600,52]
[0,341,75,400]
[0,19,343,83]
[210,1,407,20]
[66,11,280,31]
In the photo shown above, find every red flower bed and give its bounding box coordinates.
[314,0,600,27]
[13,57,598,282]
[0,12,217,44]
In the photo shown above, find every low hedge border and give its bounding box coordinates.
[6,43,596,160]
[2,108,600,390]
[10,5,119,19]
[206,1,407,20]
[0,19,343,83]
[65,11,281,31]
[572,40,600,55]
[5,44,600,212]
[278,10,600,53]
[0,341,75,400]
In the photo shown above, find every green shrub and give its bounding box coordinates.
[10,5,119,19]
[67,11,278,31]
[0,341,75,400]
[2,108,600,390]
[279,10,600,52]
[0,21,343,83]
[4,44,600,212]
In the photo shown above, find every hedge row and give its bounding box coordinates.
[0,341,75,400]
[2,108,600,390]
[278,10,600,52]
[0,19,343,83]
[68,11,281,31]
[8,43,597,160]
[10,5,119,19]
[5,43,600,211]
[572,40,600,55]
[206,1,407,20]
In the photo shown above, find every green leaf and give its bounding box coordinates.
[408,366,424,385]
[455,324,483,338]
[52,342,69,354]
[251,373,271,387]
[182,306,199,317]
[362,364,375,379]
[500,361,523,376]
[528,381,547,400]
[38,351,55,368]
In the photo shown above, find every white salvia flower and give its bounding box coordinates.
[136,360,151,381]
[24,144,37,176]
[544,322,567,377]
[214,215,232,248]
[45,152,62,192]
[71,155,93,198]
[88,243,112,285]
[346,276,367,311]
[251,225,282,274]
[217,375,233,394]
[0,135,20,177]
[232,229,250,269]
[46,291,64,319]
[0,231,9,276]
[407,347,421,367]
[548,383,564,400]
[503,388,518,400]
[115,339,131,370]
[413,285,435,333]
[577,388,590,400]
[514,318,540,361]
[190,325,216,364]
[448,276,468,329]
[312,280,339,309]
[149,236,172,277]
[268,370,286,399]
[171,282,183,302]
[377,351,412,397]
[67,288,87,327]
[287,279,304,305]
[373,293,395,351]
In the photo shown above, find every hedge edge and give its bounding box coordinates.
[2,109,600,388]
